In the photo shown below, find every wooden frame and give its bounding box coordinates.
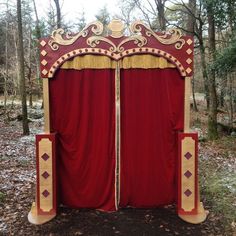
[28,19,207,225]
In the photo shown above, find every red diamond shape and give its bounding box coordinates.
[184,189,192,197]
[184,170,192,178]
[42,171,50,179]
[184,152,192,160]
[41,153,49,161]
[42,190,50,198]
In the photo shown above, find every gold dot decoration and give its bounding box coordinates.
[41,59,48,66]
[41,50,47,56]
[186,58,192,64]
[186,67,192,74]
[40,40,47,47]
[186,49,192,55]
[42,69,48,76]
[186,39,193,45]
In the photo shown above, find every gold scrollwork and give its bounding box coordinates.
[87,34,147,53]
[48,19,185,52]
[117,35,147,52]
[130,21,185,49]
[87,36,117,52]
[48,21,103,51]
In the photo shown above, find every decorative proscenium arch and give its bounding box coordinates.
[40,20,194,79]
[28,19,208,226]
[46,48,186,78]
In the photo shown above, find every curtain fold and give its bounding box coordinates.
[49,69,116,211]
[119,68,184,208]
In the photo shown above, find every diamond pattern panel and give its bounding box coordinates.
[41,153,49,161]
[184,189,192,197]
[42,189,50,198]
[42,171,50,179]
[184,152,192,160]
[184,170,192,178]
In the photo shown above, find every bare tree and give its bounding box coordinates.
[155,0,167,30]
[4,0,9,114]
[53,0,61,28]
[187,0,198,111]
[206,1,218,139]
[17,0,29,135]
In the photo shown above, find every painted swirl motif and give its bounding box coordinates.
[48,20,185,52]
[87,36,117,52]
[48,21,104,51]
[130,21,185,49]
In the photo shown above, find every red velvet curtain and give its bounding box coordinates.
[119,68,184,208]
[49,69,116,211]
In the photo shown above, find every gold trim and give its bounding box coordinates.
[184,77,191,132]
[115,61,121,209]
[43,79,50,133]
[61,54,176,70]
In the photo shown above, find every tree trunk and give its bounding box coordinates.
[199,38,210,109]
[32,0,42,100]
[155,0,166,31]
[4,0,9,115]
[228,73,233,127]
[191,76,198,111]
[206,4,218,140]
[17,0,29,135]
[186,0,198,111]
[27,28,33,108]
[53,0,61,28]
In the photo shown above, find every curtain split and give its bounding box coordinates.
[49,55,184,211]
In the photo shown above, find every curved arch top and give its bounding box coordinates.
[40,20,194,78]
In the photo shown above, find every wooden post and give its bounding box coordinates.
[43,78,50,133]
[184,76,191,133]
[178,76,208,224]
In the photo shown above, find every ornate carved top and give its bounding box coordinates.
[40,19,194,78]
[108,19,125,38]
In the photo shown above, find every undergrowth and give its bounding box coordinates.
[0,191,5,203]
[199,137,236,233]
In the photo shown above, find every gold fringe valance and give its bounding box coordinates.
[61,54,176,70]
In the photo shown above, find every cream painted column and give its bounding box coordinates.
[184,76,191,133]
[43,78,50,134]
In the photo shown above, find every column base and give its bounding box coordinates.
[178,202,209,224]
[28,202,56,225]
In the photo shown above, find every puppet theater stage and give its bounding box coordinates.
[28,20,208,225]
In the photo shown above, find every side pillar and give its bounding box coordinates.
[177,76,208,224]
[28,133,57,224]
[28,78,57,224]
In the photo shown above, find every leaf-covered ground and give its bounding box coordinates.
[0,101,235,236]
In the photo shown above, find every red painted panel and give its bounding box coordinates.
[36,133,57,215]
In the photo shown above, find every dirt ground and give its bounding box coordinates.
[0,102,235,236]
